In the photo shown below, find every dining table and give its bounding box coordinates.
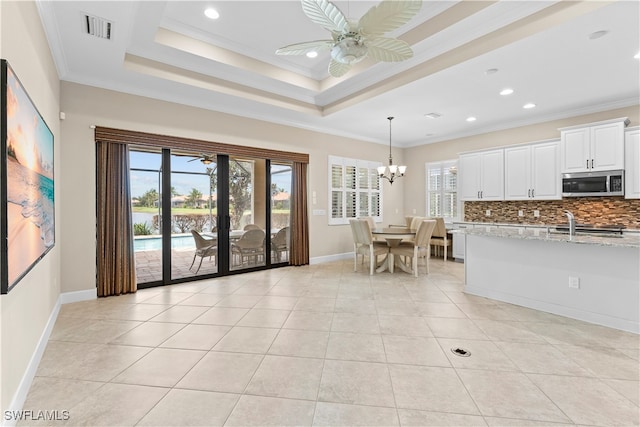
[371,227,416,274]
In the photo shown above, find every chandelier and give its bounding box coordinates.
[377,117,406,184]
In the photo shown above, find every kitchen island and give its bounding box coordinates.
[463,226,640,333]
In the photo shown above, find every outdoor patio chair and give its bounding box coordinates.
[190,230,217,274]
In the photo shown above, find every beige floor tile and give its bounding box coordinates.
[192,307,249,326]
[416,302,468,318]
[331,313,380,334]
[397,409,487,426]
[313,402,399,426]
[282,311,334,331]
[438,338,518,371]
[137,389,239,426]
[294,297,336,312]
[36,341,150,382]
[225,395,316,426]
[237,308,291,328]
[266,285,309,297]
[326,332,386,362]
[407,288,452,303]
[473,320,547,343]
[112,348,205,387]
[558,344,640,379]
[232,284,274,296]
[141,292,194,305]
[109,322,185,347]
[494,341,590,376]
[375,300,421,316]
[319,360,395,407]
[214,294,263,308]
[254,295,300,310]
[604,379,640,405]
[115,304,173,321]
[199,282,244,294]
[333,298,377,314]
[246,355,324,400]
[176,351,262,393]
[21,377,104,414]
[49,318,142,344]
[377,315,433,337]
[268,329,329,358]
[523,322,605,347]
[212,326,279,353]
[63,383,168,426]
[177,293,225,306]
[443,291,497,305]
[383,335,450,367]
[456,369,570,423]
[484,417,573,426]
[529,373,640,426]
[148,305,209,323]
[425,318,489,340]
[389,365,479,415]
[159,324,231,350]
[305,286,339,298]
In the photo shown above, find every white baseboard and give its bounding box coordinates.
[310,252,352,265]
[3,289,96,426]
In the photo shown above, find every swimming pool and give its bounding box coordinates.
[134,235,197,251]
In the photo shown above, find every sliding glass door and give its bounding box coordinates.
[130,147,292,286]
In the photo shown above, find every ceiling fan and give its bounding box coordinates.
[276,0,422,78]
[187,154,216,165]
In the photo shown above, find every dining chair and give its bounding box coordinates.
[389,219,436,277]
[231,228,265,266]
[349,219,389,275]
[190,230,218,273]
[271,226,290,262]
[430,217,452,261]
[243,224,261,231]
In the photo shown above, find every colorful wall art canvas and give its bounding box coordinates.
[1,59,55,293]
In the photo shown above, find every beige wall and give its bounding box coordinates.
[402,105,640,216]
[59,82,405,293]
[0,1,61,413]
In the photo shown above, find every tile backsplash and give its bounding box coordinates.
[464,197,640,229]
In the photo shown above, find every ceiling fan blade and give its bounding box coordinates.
[359,0,422,37]
[276,40,334,56]
[301,0,348,33]
[366,37,413,62]
[328,59,351,77]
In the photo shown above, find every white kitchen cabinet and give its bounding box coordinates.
[625,128,640,199]
[459,149,504,201]
[560,118,627,173]
[505,140,560,200]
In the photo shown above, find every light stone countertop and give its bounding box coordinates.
[460,225,640,248]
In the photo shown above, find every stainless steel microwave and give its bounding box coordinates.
[561,170,624,197]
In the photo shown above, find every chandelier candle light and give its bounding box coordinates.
[378,117,406,184]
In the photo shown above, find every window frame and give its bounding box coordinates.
[328,155,383,225]
[425,160,460,221]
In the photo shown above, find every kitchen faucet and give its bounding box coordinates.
[564,210,576,236]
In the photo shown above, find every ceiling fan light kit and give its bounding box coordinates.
[276,0,422,77]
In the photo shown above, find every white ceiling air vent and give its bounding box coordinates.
[84,14,112,40]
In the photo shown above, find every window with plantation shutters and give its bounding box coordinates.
[425,160,459,220]
[329,156,383,225]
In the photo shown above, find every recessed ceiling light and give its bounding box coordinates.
[588,30,608,40]
[466,116,477,122]
[306,51,318,58]
[204,8,220,20]
[523,103,536,109]
[635,51,640,59]
[500,88,514,96]
[424,113,442,119]
[485,68,498,75]
[425,133,435,137]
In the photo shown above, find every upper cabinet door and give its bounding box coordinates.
[591,122,624,171]
[459,153,481,200]
[504,146,531,200]
[625,129,640,199]
[480,150,504,200]
[531,140,561,200]
[561,128,590,172]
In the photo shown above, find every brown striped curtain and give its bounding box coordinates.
[96,141,136,296]
[290,161,309,266]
